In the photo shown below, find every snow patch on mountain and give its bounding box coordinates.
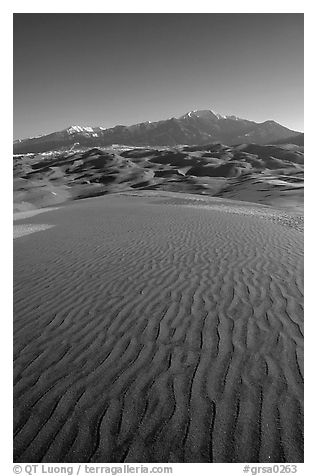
[67,126,97,135]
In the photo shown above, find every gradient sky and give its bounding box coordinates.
[14,13,304,140]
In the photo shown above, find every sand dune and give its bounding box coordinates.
[13,192,303,463]
[13,143,303,212]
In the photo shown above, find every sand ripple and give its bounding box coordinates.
[13,194,303,463]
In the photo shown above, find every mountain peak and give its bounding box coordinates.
[180,110,219,120]
[181,110,245,122]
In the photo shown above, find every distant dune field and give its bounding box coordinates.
[13,192,303,463]
[13,143,304,213]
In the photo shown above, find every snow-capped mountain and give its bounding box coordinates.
[13,110,301,154]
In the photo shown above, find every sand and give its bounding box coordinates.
[14,144,303,213]
[13,207,59,222]
[13,192,304,463]
[13,207,59,239]
[13,224,55,239]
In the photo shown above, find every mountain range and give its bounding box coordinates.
[13,109,302,154]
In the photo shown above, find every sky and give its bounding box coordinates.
[13,13,304,140]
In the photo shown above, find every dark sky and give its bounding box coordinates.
[14,13,304,139]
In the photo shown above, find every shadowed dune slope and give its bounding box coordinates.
[14,193,303,463]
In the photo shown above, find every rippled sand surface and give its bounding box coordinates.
[14,192,303,463]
